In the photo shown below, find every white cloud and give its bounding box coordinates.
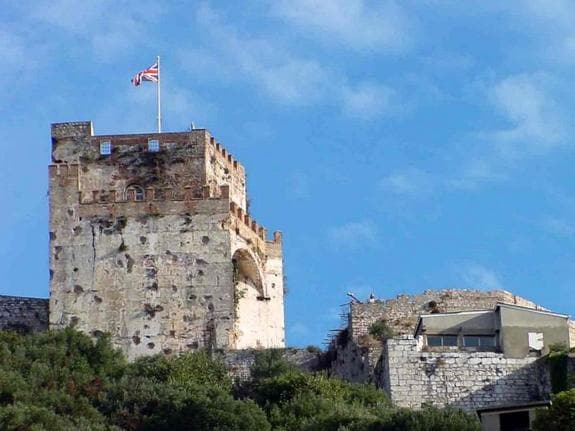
[456,262,503,291]
[28,0,161,61]
[186,4,333,106]
[380,168,434,195]
[341,82,397,119]
[177,4,403,118]
[488,74,565,156]
[327,220,378,248]
[271,0,412,53]
[449,73,568,190]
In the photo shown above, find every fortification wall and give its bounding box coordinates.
[49,122,285,358]
[220,348,320,381]
[206,136,247,211]
[0,296,48,332]
[377,336,550,411]
[349,289,547,340]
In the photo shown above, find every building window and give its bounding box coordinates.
[100,141,112,155]
[463,335,496,348]
[427,335,458,347]
[148,139,160,152]
[127,185,145,202]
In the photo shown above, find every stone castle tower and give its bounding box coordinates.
[49,122,285,359]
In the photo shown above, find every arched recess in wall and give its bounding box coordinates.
[232,248,266,299]
[126,184,145,202]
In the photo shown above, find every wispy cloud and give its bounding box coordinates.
[271,0,412,53]
[341,82,398,119]
[456,262,503,291]
[449,73,569,190]
[327,220,378,248]
[28,0,162,61]
[380,168,434,195]
[176,4,404,119]
[488,74,565,156]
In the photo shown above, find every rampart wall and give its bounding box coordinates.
[377,336,550,411]
[349,289,547,340]
[0,296,48,332]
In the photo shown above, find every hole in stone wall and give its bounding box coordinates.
[201,236,210,244]
[147,342,155,349]
[169,330,176,337]
[94,296,102,304]
[125,254,134,273]
[73,267,78,272]
[172,286,177,292]
[49,232,56,240]
[70,316,79,327]
[163,348,172,355]
[73,226,82,236]
[73,285,84,294]
[140,236,147,244]
[118,240,128,252]
[132,335,141,345]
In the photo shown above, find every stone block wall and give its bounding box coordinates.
[220,348,321,381]
[378,336,550,411]
[49,121,285,359]
[349,289,549,340]
[0,296,48,332]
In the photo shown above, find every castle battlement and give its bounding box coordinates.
[49,121,285,358]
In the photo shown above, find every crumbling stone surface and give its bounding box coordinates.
[48,122,285,359]
[219,348,321,381]
[0,295,48,332]
[348,289,548,340]
[377,336,550,411]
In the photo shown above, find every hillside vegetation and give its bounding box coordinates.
[0,329,480,430]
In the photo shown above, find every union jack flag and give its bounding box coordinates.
[131,62,159,86]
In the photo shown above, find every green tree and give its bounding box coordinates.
[532,389,575,431]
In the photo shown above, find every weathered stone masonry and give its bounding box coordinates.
[49,122,285,359]
[0,295,48,333]
[377,336,549,411]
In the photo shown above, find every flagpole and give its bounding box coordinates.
[157,55,161,133]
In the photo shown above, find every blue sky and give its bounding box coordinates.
[2,1,575,347]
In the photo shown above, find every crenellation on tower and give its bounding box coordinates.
[48,121,285,359]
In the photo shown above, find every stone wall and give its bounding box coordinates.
[378,336,550,411]
[220,348,321,381]
[349,289,549,340]
[49,122,285,359]
[0,295,48,332]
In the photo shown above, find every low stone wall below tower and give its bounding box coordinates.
[219,348,321,381]
[377,336,550,411]
[0,295,49,333]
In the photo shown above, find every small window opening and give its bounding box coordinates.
[148,139,160,152]
[127,185,145,202]
[100,141,112,155]
[463,335,496,348]
[427,334,458,347]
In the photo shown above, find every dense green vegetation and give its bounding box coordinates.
[0,329,480,430]
[532,389,575,431]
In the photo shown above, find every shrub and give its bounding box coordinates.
[532,389,575,431]
[368,320,394,341]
